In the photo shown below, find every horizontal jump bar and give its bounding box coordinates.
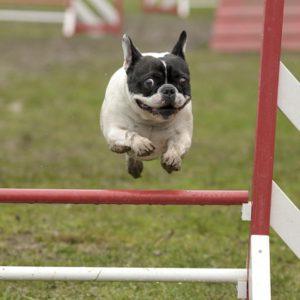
[0,189,249,205]
[0,10,65,23]
[0,267,247,282]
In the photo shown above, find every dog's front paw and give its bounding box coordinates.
[131,136,155,157]
[110,144,131,154]
[161,150,182,173]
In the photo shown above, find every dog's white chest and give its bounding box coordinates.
[131,123,172,160]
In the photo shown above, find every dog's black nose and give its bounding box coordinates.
[160,84,176,102]
[161,85,175,96]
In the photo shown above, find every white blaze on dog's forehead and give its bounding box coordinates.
[160,60,168,83]
[142,52,169,58]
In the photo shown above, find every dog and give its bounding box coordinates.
[100,31,193,178]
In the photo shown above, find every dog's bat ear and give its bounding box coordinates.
[122,34,142,71]
[171,30,187,60]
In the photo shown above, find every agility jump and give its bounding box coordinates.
[0,0,299,299]
[0,0,123,37]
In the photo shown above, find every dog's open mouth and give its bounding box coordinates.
[135,99,190,117]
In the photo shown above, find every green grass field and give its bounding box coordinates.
[0,5,299,299]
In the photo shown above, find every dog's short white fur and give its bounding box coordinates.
[100,37,193,178]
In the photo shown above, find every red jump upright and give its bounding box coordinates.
[251,0,285,236]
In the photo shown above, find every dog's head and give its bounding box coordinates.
[122,31,191,122]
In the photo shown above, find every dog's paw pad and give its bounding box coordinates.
[110,144,131,154]
[161,152,182,173]
[132,136,155,157]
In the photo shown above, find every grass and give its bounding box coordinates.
[0,6,299,299]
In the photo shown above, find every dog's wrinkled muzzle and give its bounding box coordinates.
[159,84,176,105]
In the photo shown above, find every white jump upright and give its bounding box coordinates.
[0,0,299,299]
[0,0,123,37]
[142,0,190,18]
[142,0,217,18]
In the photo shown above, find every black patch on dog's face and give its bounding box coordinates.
[127,54,190,99]
[122,31,191,119]
[127,56,166,97]
[162,54,191,98]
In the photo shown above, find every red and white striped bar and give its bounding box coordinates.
[0,189,248,205]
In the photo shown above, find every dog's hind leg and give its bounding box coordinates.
[126,155,143,179]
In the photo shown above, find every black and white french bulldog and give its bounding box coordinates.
[100,31,193,178]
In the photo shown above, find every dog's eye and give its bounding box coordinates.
[179,78,187,84]
[144,78,155,88]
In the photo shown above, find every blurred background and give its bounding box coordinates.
[0,0,299,298]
